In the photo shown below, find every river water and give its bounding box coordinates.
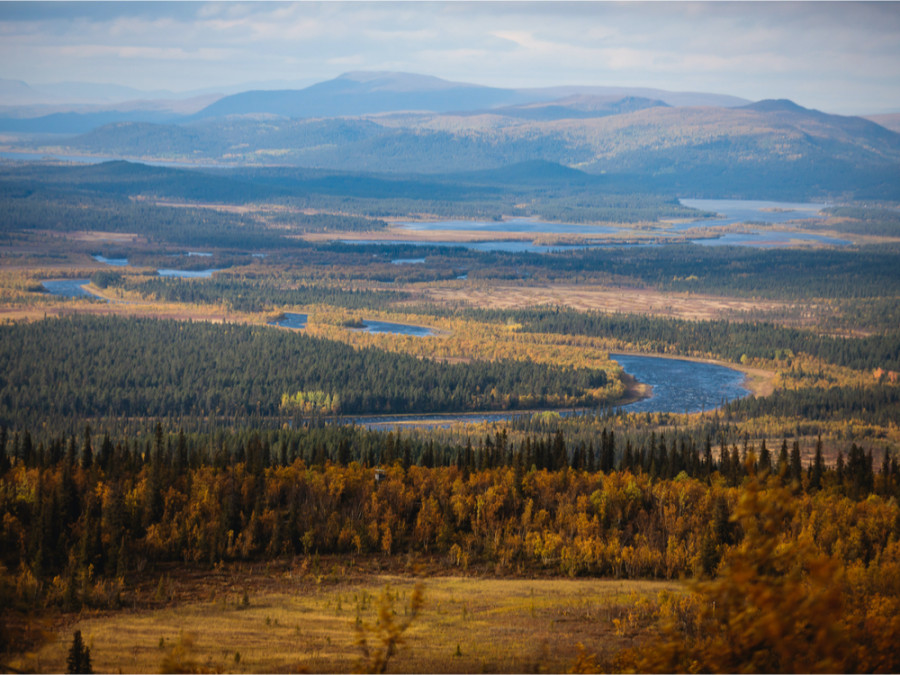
[345,353,750,428]
[609,353,749,414]
[344,199,847,252]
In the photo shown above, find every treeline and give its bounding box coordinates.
[530,243,900,299]
[726,384,900,427]
[333,240,900,300]
[822,205,900,237]
[0,192,298,249]
[1,422,897,619]
[442,306,900,371]
[94,273,408,312]
[0,159,707,229]
[0,169,387,248]
[0,315,609,428]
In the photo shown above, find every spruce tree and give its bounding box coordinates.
[66,630,92,674]
[809,436,825,492]
[81,425,92,470]
[758,440,772,475]
[790,440,803,485]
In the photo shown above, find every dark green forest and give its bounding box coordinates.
[0,315,610,429]
[0,160,701,227]
[441,307,900,371]
[725,384,900,428]
[1,419,895,621]
[92,273,409,312]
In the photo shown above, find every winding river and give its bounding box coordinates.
[346,353,751,428]
[608,353,749,414]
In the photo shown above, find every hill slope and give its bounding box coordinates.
[192,71,750,120]
[192,71,528,119]
[40,97,900,199]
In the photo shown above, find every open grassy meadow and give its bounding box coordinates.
[15,568,677,674]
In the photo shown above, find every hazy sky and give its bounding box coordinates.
[1,1,899,114]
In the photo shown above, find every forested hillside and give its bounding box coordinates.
[0,316,611,428]
[2,421,898,671]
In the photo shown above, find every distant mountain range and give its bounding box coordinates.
[187,71,748,120]
[0,71,748,133]
[3,71,899,200]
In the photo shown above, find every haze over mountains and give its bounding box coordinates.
[3,71,900,200]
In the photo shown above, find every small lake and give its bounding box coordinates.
[610,353,749,414]
[344,198,848,252]
[678,198,829,230]
[391,257,426,265]
[678,198,849,247]
[346,239,595,254]
[692,231,851,248]
[268,313,308,329]
[92,254,129,266]
[400,217,621,236]
[157,268,223,279]
[41,279,97,298]
[356,320,435,337]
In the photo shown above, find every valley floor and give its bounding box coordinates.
[12,562,675,674]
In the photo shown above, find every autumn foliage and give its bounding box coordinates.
[2,428,899,672]
[614,468,900,673]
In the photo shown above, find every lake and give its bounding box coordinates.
[91,251,230,277]
[266,315,432,335]
[609,353,749,414]
[268,313,308,329]
[399,217,621,236]
[344,198,847,252]
[41,279,97,298]
[346,239,596,254]
[356,320,435,337]
[678,198,829,229]
[692,231,851,248]
[678,198,849,247]
[157,268,223,279]
[92,254,129,266]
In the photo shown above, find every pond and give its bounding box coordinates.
[677,198,829,230]
[355,320,435,337]
[268,313,308,329]
[41,279,99,299]
[678,198,849,247]
[345,199,847,252]
[346,239,596,254]
[691,230,851,248]
[92,254,129,266]
[609,353,749,414]
[89,252,232,276]
[157,268,223,279]
[399,217,622,236]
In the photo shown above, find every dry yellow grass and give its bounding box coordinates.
[422,282,790,323]
[20,573,677,674]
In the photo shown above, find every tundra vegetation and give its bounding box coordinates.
[0,157,898,673]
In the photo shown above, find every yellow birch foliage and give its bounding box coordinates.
[623,469,899,673]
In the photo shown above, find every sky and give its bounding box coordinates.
[1,1,899,115]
